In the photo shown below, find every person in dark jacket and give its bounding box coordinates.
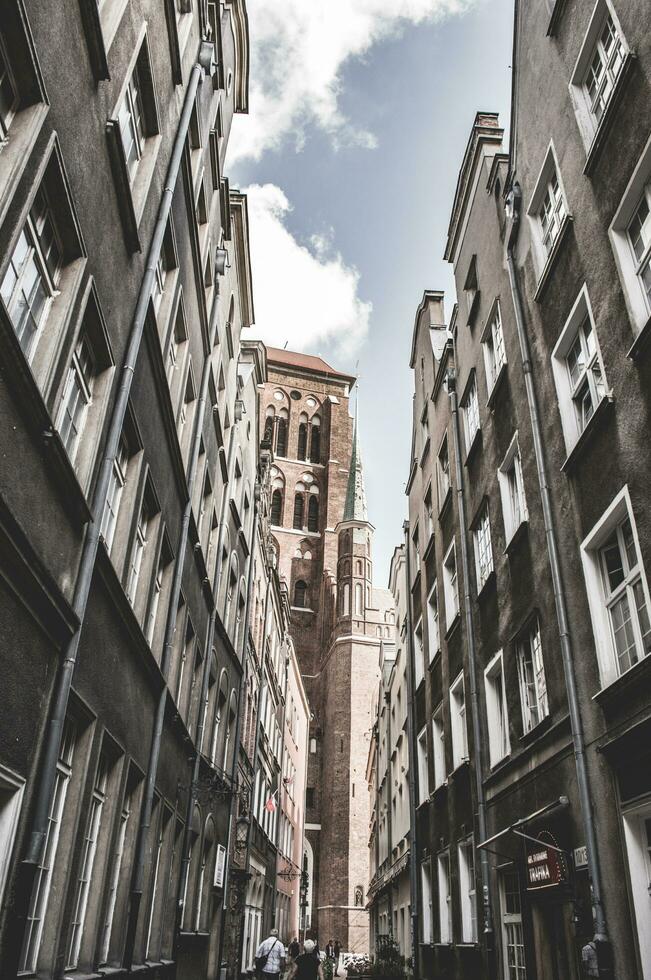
[287,940,324,980]
[334,940,341,975]
[288,938,300,961]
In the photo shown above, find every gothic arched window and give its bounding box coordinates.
[354,582,363,615]
[297,414,308,461]
[293,493,304,530]
[264,407,275,445]
[310,415,321,463]
[307,495,319,532]
[271,489,283,526]
[294,580,307,608]
[276,408,288,457]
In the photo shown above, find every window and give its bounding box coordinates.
[420,408,429,458]
[0,765,25,916]
[462,372,480,449]
[118,62,146,183]
[414,618,424,686]
[294,580,307,608]
[411,524,420,570]
[609,135,651,336]
[416,727,428,804]
[437,853,452,944]
[498,434,528,544]
[570,1,628,149]
[1,187,62,361]
[307,495,319,532]
[167,299,188,387]
[484,652,510,767]
[449,672,468,769]
[20,719,76,973]
[297,415,308,460]
[443,541,459,627]
[57,336,95,461]
[526,144,569,277]
[482,301,507,394]
[306,787,315,809]
[271,488,283,526]
[459,840,478,943]
[463,254,478,322]
[275,408,288,456]
[293,492,304,530]
[310,415,321,462]
[551,286,607,452]
[581,488,651,684]
[99,779,135,965]
[126,495,150,605]
[420,860,433,943]
[500,870,527,980]
[354,582,363,616]
[66,752,111,969]
[432,707,446,789]
[517,619,549,733]
[0,35,18,140]
[427,581,440,661]
[437,435,450,508]
[473,503,494,591]
[100,437,129,552]
[424,485,434,540]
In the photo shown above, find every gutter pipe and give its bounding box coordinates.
[401,522,420,980]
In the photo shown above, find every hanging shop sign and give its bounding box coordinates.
[526,830,569,890]
[573,845,588,869]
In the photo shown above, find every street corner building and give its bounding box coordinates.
[366,2,651,980]
[0,1,272,978]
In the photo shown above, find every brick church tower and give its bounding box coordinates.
[260,348,393,953]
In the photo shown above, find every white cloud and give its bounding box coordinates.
[229,0,475,164]
[244,183,372,357]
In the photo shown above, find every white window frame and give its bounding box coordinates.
[126,497,149,605]
[99,784,132,965]
[427,580,440,662]
[621,799,651,980]
[462,371,481,450]
[473,503,494,591]
[481,300,507,395]
[416,726,429,805]
[551,285,609,453]
[437,852,452,944]
[609,133,651,337]
[526,142,570,281]
[517,619,549,734]
[442,540,459,628]
[449,672,468,769]
[458,839,478,944]
[432,707,446,790]
[497,433,528,545]
[414,617,425,687]
[500,869,527,980]
[484,651,510,767]
[437,433,451,509]
[57,336,95,462]
[580,485,651,687]
[420,859,433,944]
[569,0,629,151]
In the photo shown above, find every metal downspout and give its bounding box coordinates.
[447,367,495,972]
[401,522,420,980]
[16,57,207,957]
[385,686,393,940]
[271,642,290,927]
[505,192,610,963]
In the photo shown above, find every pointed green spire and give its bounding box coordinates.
[343,405,368,523]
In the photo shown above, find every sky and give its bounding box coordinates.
[231,0,514,584]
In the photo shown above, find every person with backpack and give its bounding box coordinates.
[255,928,286,980]
[286,939,324,980]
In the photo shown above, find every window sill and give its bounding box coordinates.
[592,650,651,711]
[78,0,110,81]
[430,779,448,797]
[423,531,436,562]
[503,520,529,556]
[627,311,651,360]
[450,758,470,778]
[533,214,573,303]
[583,53,637,178]
[420,437,431,467]
[438,487,452,522]
[467,289,481,329]
[560,395,614,473]
[519,712,553,747]
[546,0,567,36]
[428,648,441,671]
[476,569,496,600]
[444,612,460,641]
[464,429,482,466]
[485,362,507,411]
[489,752,511,774]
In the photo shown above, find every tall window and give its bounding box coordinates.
[58,336,95,461]
[462,373,480,449]
[437,435,450,507]
[297,415,308,460]
[275,409,288,456]
[482,301,507,393]
[443,541,459,627]
[354,582,363,616]
[416,727,429,804]
[307,495,319,532]
[449,672,468,768]
[500,871,527,980]
[99,782,134,965]
[458,840,478,943]
[626,184,651,316]
[599,516,651,674]
[293,492,304,530]
[271,489,283,526]
[0,35,18,139]
[126,496,150,605]
[420,860,433,943]
[571,4,627,140]
[473,504,494,591]
[310,415,321,462]
[100,437,129,552]
[484,652,510,767]
[414,618,424,686]
[517,620,549,733]
[437,853,452,944]
[427,581,440,661]
[498,435,528,544]
[294,580,307,608]
[118,60,147,182]
[20,720,77,973]
[145,553,165,646]
[539,168,567,257]
[424,485,434,540]
[1,188,62,361]
[432,707,446,790]
[66,752,111,969]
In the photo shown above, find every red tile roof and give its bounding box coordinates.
[266,346,357,385]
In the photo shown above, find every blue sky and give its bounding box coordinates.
[232,0,514,582]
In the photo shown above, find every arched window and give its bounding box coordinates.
[297,414,308,461]
[303,550,312,560]
[356,559,363,576]
[225,553,238,631]
[263,406,275,444]
[271,489,283,526]
[222,690,237,771]
[307,495,319,532]
[354,582,363,615]
[310,415,321,463]
[182,805,202,929]
[236,579,246,649]
[196,816,215,931]
[294,580,307,608]
[293,493,304,530]
[276,408,288,456]
[342,583,350,616]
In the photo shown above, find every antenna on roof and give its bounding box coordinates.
[283,341,288,349]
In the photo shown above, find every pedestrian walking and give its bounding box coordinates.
[255,928,286,980]
[334,939,341,976]
[325,939,334,962]
[289,938,300,961]
[287,940,324,980]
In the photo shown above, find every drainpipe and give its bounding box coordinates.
[271,643,290,928]
[505,183,611,970]
[401,522,420,980]
[372,718,380,950]
[214,481,260,976]
[17,51,210,943]
[385,684,393,940]
[447,368,495,974]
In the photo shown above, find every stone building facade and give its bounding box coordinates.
[0,2,258,979]
[394,0,651,973]
[259,348,394,953]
